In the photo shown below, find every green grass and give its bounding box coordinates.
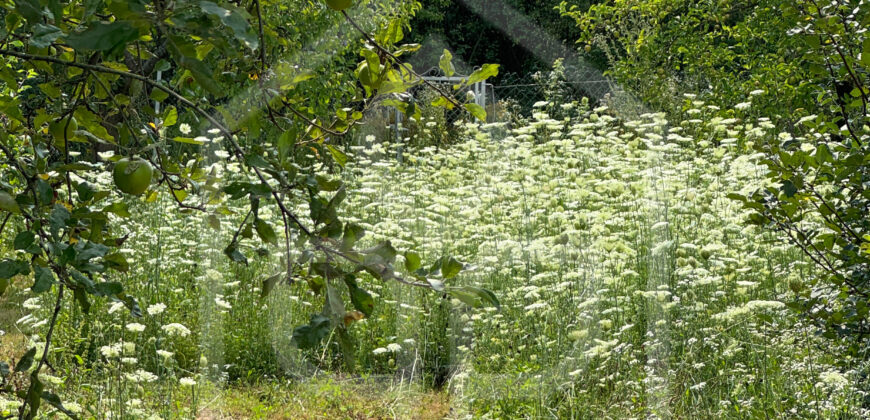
[200,378,450,419]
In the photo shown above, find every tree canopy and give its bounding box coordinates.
[0,1,499,417]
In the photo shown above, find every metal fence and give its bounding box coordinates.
[491,72,613,116]
[352,67,618,156]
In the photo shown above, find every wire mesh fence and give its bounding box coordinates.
[492,72,613,115]
[351,66,620,156]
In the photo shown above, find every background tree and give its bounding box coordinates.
[408,0,594,76]
[562,0,870,370]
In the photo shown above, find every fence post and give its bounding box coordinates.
[480,82,487,111]
[395,107,403,163]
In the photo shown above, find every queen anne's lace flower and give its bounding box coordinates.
[161,323,191,337]
[147,303,166,316]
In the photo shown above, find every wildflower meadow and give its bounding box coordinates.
[3,0,870,418]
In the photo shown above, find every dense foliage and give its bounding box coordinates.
[0,0,502,417]
[408,0,591,75]
[561,0,809,116]
[563,0,870,366]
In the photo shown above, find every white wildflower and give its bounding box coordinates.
[161,323,191,337]
[147,303,166,316]
[126,323,146,333]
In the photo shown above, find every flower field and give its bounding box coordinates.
[3,99,868,419]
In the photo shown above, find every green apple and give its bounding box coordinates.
[358,62,379,88]
[113,157,154,195]
[48,117,78,144]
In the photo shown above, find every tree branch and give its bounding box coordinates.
[341,11,463,109]
[0,48,313,237]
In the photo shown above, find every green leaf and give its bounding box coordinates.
[404,251,421,272]
[344,275,374,317]
[38,82,61,99]
[311,261,344,280]
[41,392,79,420]
[31,265,55,294]
[362,241,397,265]
[74,241,109,262]
[178,56,224,97]
[254,218,278,245]
[69,269,94,291]
[241,222,254,239]
[324,187,346,220]
[261,273,282,299]
[162,106,178,127]
[0,259,30,279]
[119,294,142,317]
[0,191,21,214]
[393,43,422,57]
[15,347,36,373]
[781,180,798,198]
[36,179,53,206]
[464,103,487,122]
[726,193,746,202]
[172,137,206,146]
[245,153,270,169]
[313,174,342,192]
[441,256,463,279]
[326,144,348,168]
[816,144,832,164]
[93,282,123,296]
[325,282,346,324]
[25,373,43,417]
[66,21,140,53]
[150,88,169,102]
[30,24,63,48]
[439,49,455,77]
[224,242,248,265]
[427,278,446,292]
[341,223,365,251]
[431,96,455,110]
[13,230,35,250]
[200,1,258,49]
[377,18,404,45]
[207,215,221,230]
[171,189,188,203]
[103,201,131,217]
[292,71,315,84]
[462,64,499,87]
[223,182,257,199]
[73,288,90,314]
[102,253,130,272]
[14,0,43,25]
[862,38,870,68]
[74,181,96,202]
[448,286,500,309]
[292,314,331,349]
